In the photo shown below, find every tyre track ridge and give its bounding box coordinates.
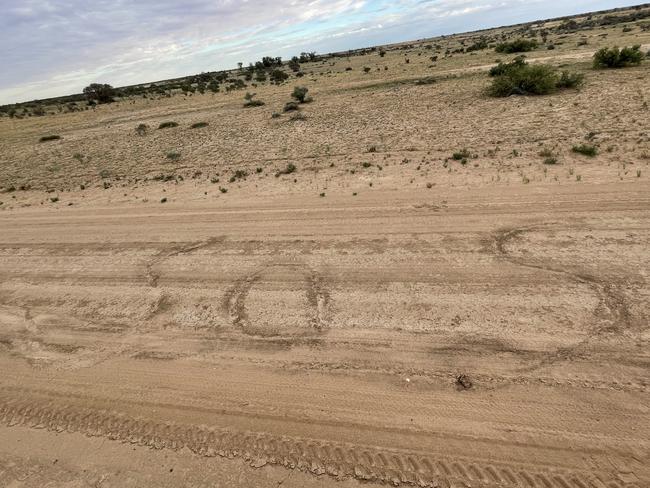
[0,393,621,488]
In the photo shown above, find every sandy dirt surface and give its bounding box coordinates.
[1,182,649,488]
[1,7,649,488]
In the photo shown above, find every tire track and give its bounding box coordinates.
[222,261,330,336]
[144,236,224,287]
[490,224,639,369]
[0,392,625,488]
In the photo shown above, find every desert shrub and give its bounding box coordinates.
[593,45,644,68]
[270,69,289,84]
[219,187,228,193]
[243,92,265,107]
[83,83,117,104]
[39,135,61,142]
[158,121,178,129]
[547,44,556,50]
[543,157,558,165]
[495,39,538,53]
[288,57,301,72]
[135,123,149,135]
[50,196,59,203]
[556,70,584,89]
[489,56,527,76]
[488,57,582,97]
[166,151,181,161]
[291,86,311,103]
[466,39,488,52]
[283,101,300,112]
[363,67,371,73]
[414,75,436,85]
[452,149,471,160]
[230,169,248,182]
[275,163,296,177]
[572,144,598,157]
[191,122,209,129]
[160,197,167,203]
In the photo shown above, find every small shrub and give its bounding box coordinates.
[158,121,178,129]
[256,167,263,173]
[495,39,538,53]
[219,187,228,193]
[243,92,265,107]
[593,45,643,68]
[362,162,372,168]
[556,71,584,89]
[276,163,296,177]
[166,151,181,161]
[39,135,61,142]
[452,149,470,160]
[269,69,289,84]
[230,169,248,181]
[363,67,371,73]
[291,86,311,103]
[135,123,149,135]
[271,112,281,118]
[543,157,558,165]
[160,197,167,203]
[488,58,582,97]
[283,101,299,112]
[50,196,59,203]
[191,122,209,129]
[572,144,598,157]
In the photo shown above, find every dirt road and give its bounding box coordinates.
[0,181,648,487]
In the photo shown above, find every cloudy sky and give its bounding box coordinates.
[0,0,639,104]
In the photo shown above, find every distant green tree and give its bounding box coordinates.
[83,83,117,104]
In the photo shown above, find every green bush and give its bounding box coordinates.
[39,135,61,142]
[291,86,311,103]
[283,101,299,112]
[495,39,538,53]
[243,92,265,107]
[489,56,527,77]
[158,121,178,129]
[488,57,583,97]
[593,45,644,68]
[275,163,297,177]
[572,144,598,157]
[556,71,585,89]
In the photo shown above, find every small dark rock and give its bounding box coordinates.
[456,374,473,390]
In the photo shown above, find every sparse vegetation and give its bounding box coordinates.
[291,86,312,103]
[495,39,538,53]
[276,163,297,177]
[136,123,149,135]
[243,92,265,107]
[452,149,471,160]
[166,151,181,161]
[572,144,598,157]
[283,101,299,112]
[158,121,179,129]
[593,45,644,68]
[83,83,117,104]
[190,122,209,129]
[488,57,583,97]
[39,135,61,142]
